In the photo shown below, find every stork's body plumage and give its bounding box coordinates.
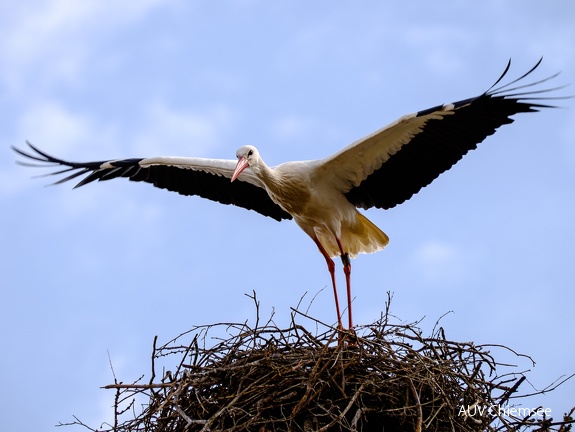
[233,149,389,258]
[13,60,565,329]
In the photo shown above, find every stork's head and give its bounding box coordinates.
[231,145,259,182]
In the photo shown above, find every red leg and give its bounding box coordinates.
[336,238,353,329]
[312,236,343,329]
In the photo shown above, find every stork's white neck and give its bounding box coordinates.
[250,155,276,185]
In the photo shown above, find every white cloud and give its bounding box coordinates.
[411,240,467,286]
[131,102,237,157]
[403,25,473,77]
[275,21,337,71]
[17,101,97,153]
[1,0,165,59]
[0,0,166,92]
[266,114,350,161]
[2,100,119,197]
[269,115,309,141]
[15,99,127,158]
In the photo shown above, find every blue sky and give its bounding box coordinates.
[1,1,574,430]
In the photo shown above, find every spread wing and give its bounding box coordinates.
[314,59,565,210]
[12,142,292,221]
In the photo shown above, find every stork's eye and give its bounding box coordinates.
[248,149,253,157]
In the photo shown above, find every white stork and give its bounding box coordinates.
[13,60,564,330]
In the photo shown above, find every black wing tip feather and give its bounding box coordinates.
[416,58,571,118]
[487,61,570,101]
[480,59,570,105]
[11,141,141,188]
[12,141,56,165]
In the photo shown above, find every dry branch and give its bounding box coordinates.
[60,294,574,432]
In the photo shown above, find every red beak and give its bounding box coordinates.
[231,157,249,182]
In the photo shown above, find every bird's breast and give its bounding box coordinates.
[266,179,311,216]
[258,163,316,216]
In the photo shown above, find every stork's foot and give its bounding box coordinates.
[336,326,358,347]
